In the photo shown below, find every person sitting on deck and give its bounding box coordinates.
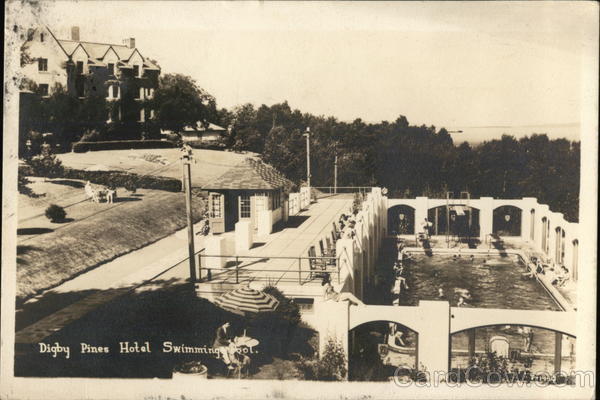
[552,266,570,287]
[322,275,364,306]
[522,263,536,279]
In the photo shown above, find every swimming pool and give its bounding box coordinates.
[398,253,561,311]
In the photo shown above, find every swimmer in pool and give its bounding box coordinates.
[470,254,475,262]
[454,288,472,300]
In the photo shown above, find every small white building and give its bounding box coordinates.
[162,122,228,147]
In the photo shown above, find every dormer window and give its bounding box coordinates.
[76,61,84,74]
[108,63,114,76]
[40,32,45,42]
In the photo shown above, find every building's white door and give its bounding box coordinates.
[253,194,268,230]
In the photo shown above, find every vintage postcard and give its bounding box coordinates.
[2,1,597,399]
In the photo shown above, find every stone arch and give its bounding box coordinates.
[427,205,480,237]
[348,319,418,380]
[492,205,522,236]
[450,324,576,373]
[541,217,549,254]
[571,239,579,280]
[555,227,566,265]
[387,204,415,235]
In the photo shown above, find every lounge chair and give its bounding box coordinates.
[320,239,336,266]
[308,246,328,278]
[325,236,336,257]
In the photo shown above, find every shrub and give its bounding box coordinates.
[173,361,206,374]
[72,140,174,153]
[45,204,67,222]
[298,337,347,381]
[28,149,64,178]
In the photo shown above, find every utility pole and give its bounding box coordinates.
[334,150,338,194]
[181,144,197,282]
[303,127,311,188]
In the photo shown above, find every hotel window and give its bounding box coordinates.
[108,63,114,76]
[40,33,45,42]
[133,86,140,99]
[210,194,222,218]
[240,195,251,218]
[38,58,48,72]
[76,61,84,74]
[39,84,49,97]
[133,65,140,77]
[112,84,119,99]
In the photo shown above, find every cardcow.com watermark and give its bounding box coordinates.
[391,365,595,388]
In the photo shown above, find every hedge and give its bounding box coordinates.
[72,140,175,153]
[62,168,183,192]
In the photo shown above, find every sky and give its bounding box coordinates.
[25,1,599,138]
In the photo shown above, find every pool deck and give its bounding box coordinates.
[193,197,353,298]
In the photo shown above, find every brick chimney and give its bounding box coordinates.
[123,38,136,49]
[71,26,80,41]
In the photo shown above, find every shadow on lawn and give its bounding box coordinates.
[114,197,142,203]
[17,228,54,235]
[14,279,317,380]
[50,179,85,189]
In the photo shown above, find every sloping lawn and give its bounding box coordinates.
[16,189,204,301]
[57,148,255,187]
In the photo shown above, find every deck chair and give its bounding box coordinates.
[308,246,328,278]
[319,239,335,266]
[325,236,336,257]
[332,222,341,239]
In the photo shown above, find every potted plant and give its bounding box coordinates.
[172,360,208,380]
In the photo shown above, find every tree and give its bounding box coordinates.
[153,74,217,134]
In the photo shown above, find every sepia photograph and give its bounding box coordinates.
[2,1,597,399]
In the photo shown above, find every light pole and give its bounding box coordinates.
[181,144,197,283]
[333,143,338,194]
[303,127,311,189]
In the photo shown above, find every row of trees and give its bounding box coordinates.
[19,71,580,221]
[217,102,580,222]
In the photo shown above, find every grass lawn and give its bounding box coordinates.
[16,180,205,302]
[57,148,255,187]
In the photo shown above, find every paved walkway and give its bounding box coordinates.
[189,198,353,287]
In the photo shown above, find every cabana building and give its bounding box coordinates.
[203,158,295,234]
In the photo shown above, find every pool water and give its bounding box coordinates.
[399,253,561,311]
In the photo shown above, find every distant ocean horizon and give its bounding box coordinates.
[446,123,581,145]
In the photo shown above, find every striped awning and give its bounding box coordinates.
[214,287,279,314]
